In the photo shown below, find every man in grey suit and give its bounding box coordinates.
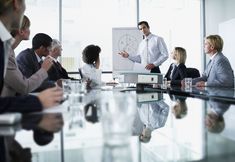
[192,35,234,87]
[16,33,55,92]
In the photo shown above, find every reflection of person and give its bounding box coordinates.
[84,101,99,123]
[0,0,63,113]
[22,113,64,145]
[169,94,188,119]
[132,100,169,143]
[81,44,102,87]
[48,39,75,81]
[206,100,230,133]
[1,15,53,97]
[192,35,234,87]
[7,137,32,162]
[165,47,187,86]
[16,33,55,92]
[118,21,168,73]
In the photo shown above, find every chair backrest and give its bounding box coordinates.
[78,68,83,79]
[186,68,200,78]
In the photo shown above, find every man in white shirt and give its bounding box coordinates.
[119,21,168,73]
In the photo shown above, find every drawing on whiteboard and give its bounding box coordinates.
[118,34,139,54]
[112,27,142,71]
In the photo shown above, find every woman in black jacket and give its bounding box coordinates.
[165,47,187,86]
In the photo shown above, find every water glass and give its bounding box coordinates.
[184,78,192,88]
[100,92,136,146]
[161,77,167,89]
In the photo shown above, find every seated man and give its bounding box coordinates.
[16,33,56,92]
[192,35,234,87]
[48,39,75,81]
[0,0,63,113]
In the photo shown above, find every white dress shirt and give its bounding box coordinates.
[128,33,168,67]
[0,21,14,76]
[81,64,102,87]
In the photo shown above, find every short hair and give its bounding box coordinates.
[32,33,52,50]
[51,39,61,50]
[11,15,30,37]
[174,100,188,119]
[206,35,223,53]
[33,129,54,146]
[82,44,101,64]
[207,115,225,133]
[138,21,150,29]
[175,47,187,64]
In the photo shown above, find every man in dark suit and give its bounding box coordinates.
[16,33,55,92]
[0,0,63,113]
[48,39,74,81]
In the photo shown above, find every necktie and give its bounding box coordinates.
[0,41,4,92]
[39,60,43,67]
[206,59,212,76]
[142,38,149,65]
[170,64,176,79]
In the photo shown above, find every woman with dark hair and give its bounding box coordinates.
[81,44,102,87]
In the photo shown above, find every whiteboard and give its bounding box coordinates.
[219,19,235,72]
[112,27,143,71]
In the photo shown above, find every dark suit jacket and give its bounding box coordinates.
[48,61,71,81]
[16,48,55,92]
[165,63,187,86]
[0,40,4,92]
[0,40,43,113]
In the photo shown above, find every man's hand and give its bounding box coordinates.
[41,57,53,71]
[118,51,129,58]
[38,87,63,109]
[145,64,155,70]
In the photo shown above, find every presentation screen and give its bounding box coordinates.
[112,27,143,71]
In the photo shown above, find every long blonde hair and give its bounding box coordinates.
[175,47,187,64]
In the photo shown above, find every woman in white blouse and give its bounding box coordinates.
[81,45,102,88]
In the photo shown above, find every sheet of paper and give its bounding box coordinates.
[132,63,150,73]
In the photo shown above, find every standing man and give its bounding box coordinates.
[119,21,168,73]
[192,35,234,87]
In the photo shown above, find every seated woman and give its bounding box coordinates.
[81,44,102,88]
[165,47,187,86]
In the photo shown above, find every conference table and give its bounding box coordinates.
[1,84,235,162]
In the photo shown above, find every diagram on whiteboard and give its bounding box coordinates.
[113,27,142,71]
[118,34,139,55]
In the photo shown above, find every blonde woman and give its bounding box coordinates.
[165,47,187,86]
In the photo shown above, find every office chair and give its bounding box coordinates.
[186,68,200,78]
[78,68,83,80]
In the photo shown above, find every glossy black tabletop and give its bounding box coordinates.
[1,86,235,162]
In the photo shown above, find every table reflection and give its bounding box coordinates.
[133,99,169,143]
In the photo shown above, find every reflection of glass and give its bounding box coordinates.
[185,78,192,88]
[100,92,136,146]
[102,144,132,162]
